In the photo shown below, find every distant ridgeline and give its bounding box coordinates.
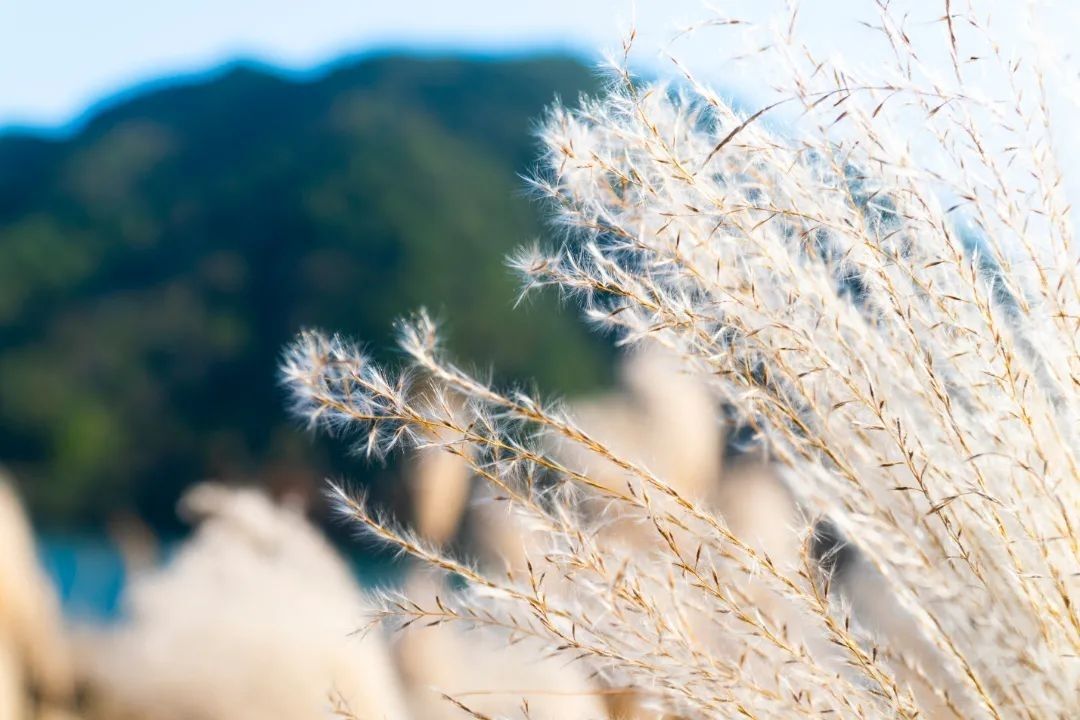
[0,54,611,530]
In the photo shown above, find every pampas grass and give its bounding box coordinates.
[0,472,75,720]
[80,484,411,720]
[283,3,1080,717]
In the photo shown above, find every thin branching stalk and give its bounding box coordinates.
[283,3,1079,717]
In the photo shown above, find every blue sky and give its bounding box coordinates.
[1,1,1073,136]
[0,0,715,129]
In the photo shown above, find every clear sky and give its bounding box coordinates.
[0,1,1074,133]
[0,0,714,129]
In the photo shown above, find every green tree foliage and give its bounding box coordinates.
[0,55,610,529]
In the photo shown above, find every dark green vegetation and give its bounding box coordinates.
[0,54,610,530]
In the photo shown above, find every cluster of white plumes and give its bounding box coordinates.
[281,2,1080,717]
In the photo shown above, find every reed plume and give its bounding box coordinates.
[80,484,411,720]
[283,3,1080,717]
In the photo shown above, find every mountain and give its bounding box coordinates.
[0,54,611,530]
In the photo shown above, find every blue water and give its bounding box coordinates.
[37,536,128,622]
[37,535,403,622]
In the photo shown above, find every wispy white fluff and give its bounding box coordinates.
[283,3,1080,718]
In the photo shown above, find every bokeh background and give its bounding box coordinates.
[4,0,1074,621]
[2,1,688,619]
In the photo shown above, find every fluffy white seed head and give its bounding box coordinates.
[283,4,1080,717]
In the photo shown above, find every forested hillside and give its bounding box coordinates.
[0,55,609,529]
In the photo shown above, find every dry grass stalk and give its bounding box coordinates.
[283,3,1080,717]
